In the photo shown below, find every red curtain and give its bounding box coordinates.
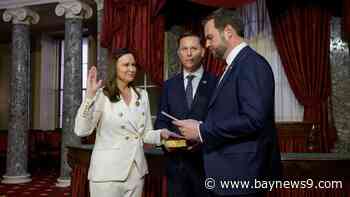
[101,0,165,86]
[343,0,350,41]
[202,53,226,76]
[190,0,255,8]
[266,1,336,152]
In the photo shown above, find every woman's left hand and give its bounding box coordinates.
[160,129,184,140]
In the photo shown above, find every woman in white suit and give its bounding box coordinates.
[74,48,179,197]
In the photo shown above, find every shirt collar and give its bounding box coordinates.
[225,42,247,66]
[183,65,204,80]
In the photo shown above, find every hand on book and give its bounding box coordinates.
[160,129,184,140]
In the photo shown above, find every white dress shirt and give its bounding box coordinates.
[183,66,204,98]
[217,42,248,85]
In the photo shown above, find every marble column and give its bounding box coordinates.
[330,18,350,153]
[1,7,39,184]
[95,0,109,81]
[55,0,93,187]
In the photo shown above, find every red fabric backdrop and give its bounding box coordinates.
[101,0,166,86]
[100,0,337,151]
[266,1,336,151]
[100,0,258,83]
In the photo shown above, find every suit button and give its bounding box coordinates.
[134,136,138,139]
[121,125,125,129]
[118,112,123,117]
[140,124,144,128]
[125,136,129,140]
[142,112,145,116]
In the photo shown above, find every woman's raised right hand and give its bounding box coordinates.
[86,66,102,98]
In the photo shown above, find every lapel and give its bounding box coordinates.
[135,91,146,130]
[175,73,190,113]
[208,46,248,108]
[120,88,141,134]
[191,71,209,111]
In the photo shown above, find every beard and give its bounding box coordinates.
[212,45,226,59]
[211,33,228,59]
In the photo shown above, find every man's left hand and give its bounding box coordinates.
[172,119,200,141]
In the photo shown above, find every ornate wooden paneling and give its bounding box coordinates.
[67,146,350,197]
[277,122,321,152]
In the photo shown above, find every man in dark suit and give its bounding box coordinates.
[155,32,217,197]
[173,9,282,197]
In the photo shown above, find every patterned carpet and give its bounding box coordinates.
[0,170,71,197]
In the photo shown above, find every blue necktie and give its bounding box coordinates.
[185,75,195,109]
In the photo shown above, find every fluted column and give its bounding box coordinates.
[95,0,108,81]
[55,0,93,187]
[2,7,39,184]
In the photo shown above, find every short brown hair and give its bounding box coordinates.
[177,31,203,47]
[202,8,244,37]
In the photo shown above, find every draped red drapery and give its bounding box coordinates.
[101,0,166,86]
[266,1,336,151]
[100,0,258,82]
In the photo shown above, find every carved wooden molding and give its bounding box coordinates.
[277,122,321,152]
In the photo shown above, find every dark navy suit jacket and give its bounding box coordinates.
[199,46,282,195]
[155,71,217,136]
[154,70,217,197]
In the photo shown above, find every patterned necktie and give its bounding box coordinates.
[185,75,195,109]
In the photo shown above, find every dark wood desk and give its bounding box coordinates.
[67,145,350,197]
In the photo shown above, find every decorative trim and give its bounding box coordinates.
[56,177,71,187]
[2,7,40,25]
[55,0,93,19]
[2,174,32,184]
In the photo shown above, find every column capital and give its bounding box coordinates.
[2,7,40,25]
[55,0,93,19]
[94,0,104,11]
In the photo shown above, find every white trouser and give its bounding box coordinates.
[89,162,144,197]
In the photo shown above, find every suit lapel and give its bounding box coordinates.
[175,74,190,113]
[208,65,233,108]
[122,89,140,134]
[191,72,209,111]
[208,46,249,108]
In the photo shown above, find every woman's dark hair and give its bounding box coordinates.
[103,48,140,103]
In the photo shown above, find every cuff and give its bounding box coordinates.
[198,122,203,142]
[81,97,95,118]
[155,129,162,146]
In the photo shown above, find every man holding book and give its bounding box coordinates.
[155,31,217,197]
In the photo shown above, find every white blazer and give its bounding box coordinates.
[74,88,161,181]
